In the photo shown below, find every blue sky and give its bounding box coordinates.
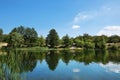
[0,0,120,37]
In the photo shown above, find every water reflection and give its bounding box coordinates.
[0,49,120,80]
[99,62,120,73]
[45,51,59,71]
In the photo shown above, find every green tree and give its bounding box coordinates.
[7,32,24,47]
[82,34,94,49]
[84,42,95,49]
[37,36,45,47]
[74,36,84,47]
[83,33,93,42]
[108,35,120,43]
[0,28,3,35]
[24,27,38,46]
[62,34,72,47]
[94,36,106,49]
[0,28,3,42]
[10,26,38,47]
[46,29,59,48]
[74,38,84,47]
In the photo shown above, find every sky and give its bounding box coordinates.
[0,0,120,38]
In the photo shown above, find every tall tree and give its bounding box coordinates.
[0,28,3,35]
[0,28,3,42]
[46,29,59,48]
[62,34,72,47]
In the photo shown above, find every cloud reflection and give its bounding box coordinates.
[99,62,120,73]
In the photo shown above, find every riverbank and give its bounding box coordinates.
[15,46,83,51]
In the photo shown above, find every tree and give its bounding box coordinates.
[7,32,24,47]
[74,38,84,47]
[74,36,84,47]
[82,34,94,49]
[45,51,59,71]
[10,26,38,47]
[94,36,106,49]
[0,28,3,35]
[83,33,93,42]
[0,28,3,42]
[46,29,59,48]
[24,27,38,46]
[108,35,120,43]
[62,34,72,47]
[37,36,45,47]
[84,42,95,49]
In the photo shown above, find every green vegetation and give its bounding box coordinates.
[0,26,120,50]
[46,29,59,48]
[62,34,72,48]
[0,28,3,42]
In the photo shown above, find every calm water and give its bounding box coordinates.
[0,49,120,80]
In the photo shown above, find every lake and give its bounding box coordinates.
[0,49,120,80]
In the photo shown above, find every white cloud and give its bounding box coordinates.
[99,62,120,73]
[72,25,80,29]
[97,26,120,36]
[73,12,93,24]
[104,26,120,31]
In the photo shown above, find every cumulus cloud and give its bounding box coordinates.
[72,25,80,29]
[97,26,120,36]
[99,62,120,73]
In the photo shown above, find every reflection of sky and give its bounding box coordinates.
[19,60,120,80]
[99,62,120,73]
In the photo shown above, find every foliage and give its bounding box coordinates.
[37,36,45,47]
[84,42,95,49]
[10,26,38,47]
[83,33,93,42]
[74,36,84,47]
[0,28,3,35]
[0,27,119,49]
[94,36,106,49]
[46,29,59,48]
[108,35,120,43]
[7,32,24,47]
[62,34,72,47]
[0,28,3,42]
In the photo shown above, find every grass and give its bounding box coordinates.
[15,46,83,51]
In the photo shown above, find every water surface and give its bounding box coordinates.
[0,50,120,80]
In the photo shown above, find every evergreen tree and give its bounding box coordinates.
[46,29,59,48]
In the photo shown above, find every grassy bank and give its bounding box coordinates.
[15,46,83,51]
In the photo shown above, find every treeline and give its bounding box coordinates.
[0,26,120,49]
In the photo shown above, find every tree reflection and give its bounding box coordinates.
[45,50,59,71]
[61,50,73,65]
[0,49,120,80]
